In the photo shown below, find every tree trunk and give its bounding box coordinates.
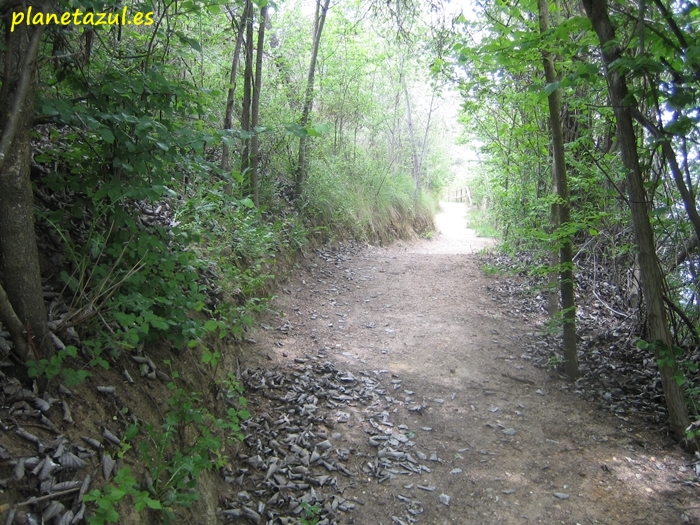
[240,3,254,188]
[221,1,250,193]
[401,76,420,205]
[417,90,436,195]
[294,0,331,200]
[249,5,267,207]
[0,11,51,359]
[538,0,578,380]
[582,0,693,446]
[547,203,560,318]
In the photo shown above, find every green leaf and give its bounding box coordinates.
[284,123,307,138]
[312,122,330,135]
[544,82,560,96]
[151,318,170,330]
[109,488,127,500]
[146,497,163,509]
[175,31,202,52]
[99,127,115,144]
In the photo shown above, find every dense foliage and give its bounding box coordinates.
[450,0,700,443]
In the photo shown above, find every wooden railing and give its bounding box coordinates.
[445,187,472,205]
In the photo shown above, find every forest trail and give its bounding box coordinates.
[242,202,697,525]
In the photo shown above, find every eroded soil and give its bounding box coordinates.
[242,202,699,525]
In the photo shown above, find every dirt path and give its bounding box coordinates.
[243,202,697,525]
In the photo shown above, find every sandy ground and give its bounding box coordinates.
[243,201,698,525]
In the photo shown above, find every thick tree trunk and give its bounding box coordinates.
[538,0,578,380]
[249,5,267,207]
[0,8,51,360]
[294,0,331,200]
[221,0,250,192]
[582,0,692,446]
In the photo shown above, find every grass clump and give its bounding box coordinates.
[302,152,436,244]
[466,207,501,239]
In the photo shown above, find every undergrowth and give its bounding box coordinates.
[82,371,250,524]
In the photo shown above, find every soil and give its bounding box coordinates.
[242,201,700,525]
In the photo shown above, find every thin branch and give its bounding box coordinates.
[579,144,628,203]
[650,0,689,50]
[593,288,632,319]
[13,487,82,508]
[664,295,700,347]
[631,108,700,248]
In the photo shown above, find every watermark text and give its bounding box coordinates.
[11,6,154,32]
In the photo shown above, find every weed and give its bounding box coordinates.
[546,354,563,370]
[83,467,164,525]
[84,371,249,524]
[300,502,322,525]
[27,345,90,386]
[480,264,500,276]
